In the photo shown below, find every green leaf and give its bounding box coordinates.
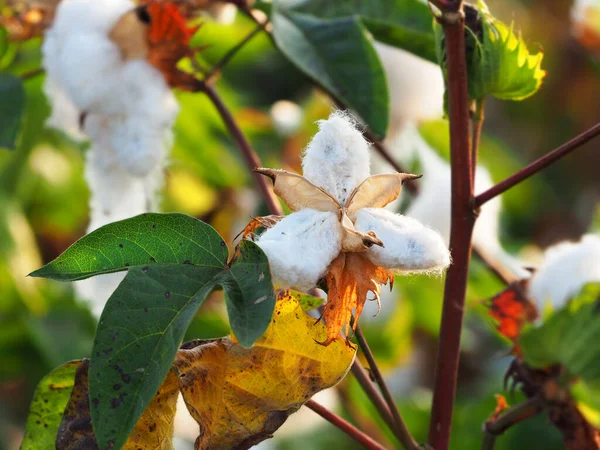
[520,283,600,385]
[271,7,389,138]
[435,2,545,102]
[0,73,26,150]
[30,213,276,450]
[21,360,80,450]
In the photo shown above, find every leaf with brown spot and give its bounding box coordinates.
[487,280,537,348]
[236,215,283,241]
[174,293,356,450]
[54,359,179,450]
[322,252,394,346]
[255,168,341,213]
[345,173,421,219]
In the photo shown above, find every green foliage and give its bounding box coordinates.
[21,360,80,450]
[271,8,388,138]
[30,213,276,449]
[435,2,545,103]
[520,283,600,386]
[0,73,25,150]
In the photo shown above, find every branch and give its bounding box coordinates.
[204,21,267,83]
[355,327,422,450]
[428,8,477,450]
[475,121,600,208]
[200,82,283,215]
[481,397,545,450]
[305,399,390,450]
[20,68,45,80]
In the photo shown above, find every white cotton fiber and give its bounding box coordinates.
[43,75,86,141]
[354,208,450,273]
[375,42,444,137]
[256,209,342,292]
[302,111,371,206]
[529,234,600,310]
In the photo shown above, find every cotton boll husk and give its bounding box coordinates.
[302,111,371,205]
[256,209,342,292]
[374,42,444,137]
[529,234,600,310]
[354,208,450,273]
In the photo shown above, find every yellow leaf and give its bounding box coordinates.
[173,293,356,450]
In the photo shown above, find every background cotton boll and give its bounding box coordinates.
[42,76,86,140]
[256,209,342,292]
[50,0,133,35]
[270,100,303,137]
[374,42,444,137]
[354,208,450,272]
[74,273,125,318]
[528,234,600,310]
[302,112,371,205]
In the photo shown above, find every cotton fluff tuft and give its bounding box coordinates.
[529,234,600,310]
[355,208,450,273]
[257,209,342,292]
[301,111,371,205]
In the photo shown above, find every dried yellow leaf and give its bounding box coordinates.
[174,292,356,449]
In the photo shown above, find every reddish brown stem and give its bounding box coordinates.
[355,327,422,450]
[475,121,600,208]
[201,83,283,215]
[428,10,476,450]
[350,363,397,436]
[305,399,390,450]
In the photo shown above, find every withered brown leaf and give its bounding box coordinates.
[322,252,394,346]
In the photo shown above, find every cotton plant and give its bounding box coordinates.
[528,234,600,310]
[249,112,450,345]
[42,0,197,314]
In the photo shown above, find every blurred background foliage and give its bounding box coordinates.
[0,0,599,449]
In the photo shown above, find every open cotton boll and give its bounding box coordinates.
[302,111,371,205]
[354,208,450,273]
[529,234,600,310]
[256,209,342,292]
[374,42,444,137]
[43,76,86,140]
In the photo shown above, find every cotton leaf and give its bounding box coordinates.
[322,252,394,346]
[345,173,421,219]
[174,292,356,449]
[54,359,179,450]
[255,168,341,213]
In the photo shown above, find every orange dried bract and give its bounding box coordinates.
[237,215,283,241]
[488,280,538,349]
[487,394,509,423]
[322,252,393,346]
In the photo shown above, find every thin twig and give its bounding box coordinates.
[475,121,600,208]
[481,397,545,450]
[200,82,283,215]
[305,399,390,450]
[355,327,423,450]
[204,21,266,83]
[428,7,476,450]
[470,98,485,186]
[20,68,44,80]
[350,363,397,438]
